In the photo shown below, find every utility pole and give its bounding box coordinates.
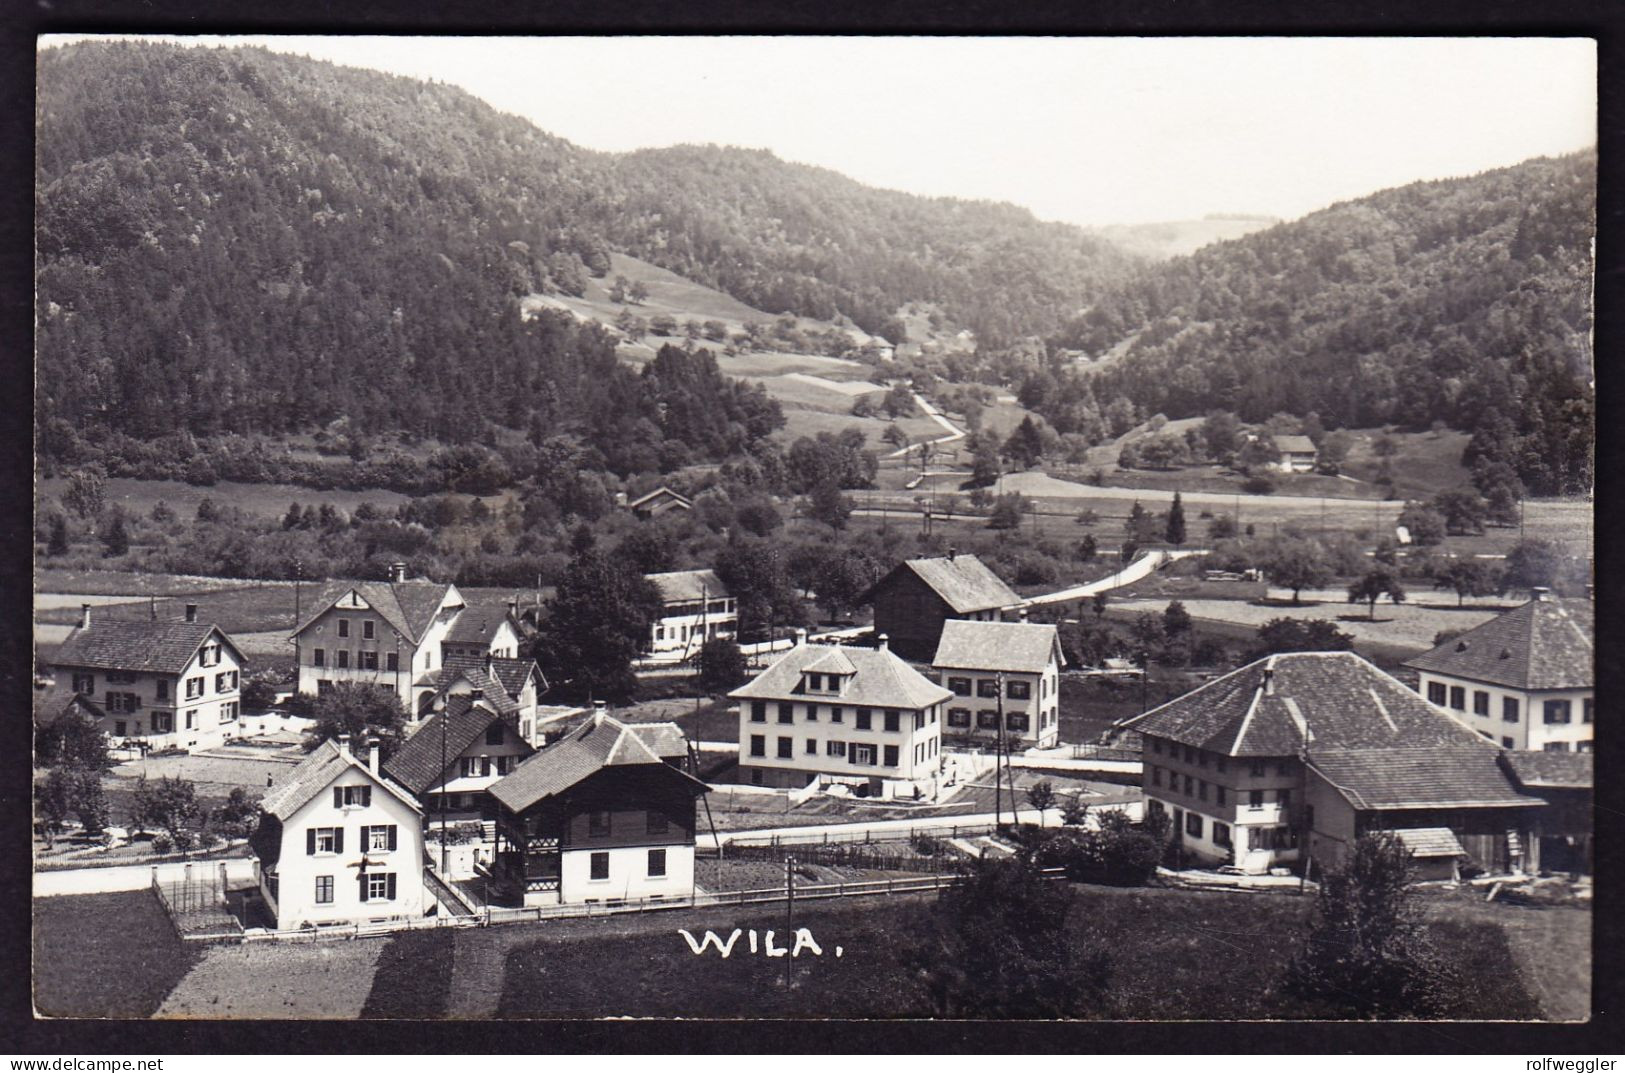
[784,855,796,990]
[437,695,449,874]
[995,670,1006,831]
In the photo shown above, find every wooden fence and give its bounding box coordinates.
[151,863,244,942]
[717,839,972,874]
[713,819,1004,850]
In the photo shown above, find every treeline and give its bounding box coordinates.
[1045,150,1595,495]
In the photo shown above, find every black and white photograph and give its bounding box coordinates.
[28,33,1597,1027]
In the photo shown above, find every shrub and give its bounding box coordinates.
[151,833,173,854]
[1241,475,1275,495]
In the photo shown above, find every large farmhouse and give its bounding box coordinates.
[860,551,1019,660]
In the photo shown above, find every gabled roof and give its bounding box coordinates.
[32,683,105,724]
[260,739,421,822]
[933,620,1063,674]
[1274,435,1317,454]
[489,714,704,813]
[646,569,729,604]
[1500,750,1593,790]
[1307,746,1537,811]
[292,578,460,646]
[805,649,857,676]
[49,620,243,676]
[630,722,690,761]
[1121,651,1487,756]
[1403,597,1593,691]
[627,487,692,511]
[419,660,520,716]
[863,555,1019,614]
[488,656,545,698]
[729,643,954,710]
[1391,828,1466,859]
[444,606,520,645]
[383,696,531,796]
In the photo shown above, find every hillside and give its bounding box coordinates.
[1090,214,1280,260]
[1048,151,1596,495]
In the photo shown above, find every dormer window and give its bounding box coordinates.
[808,673,824,692]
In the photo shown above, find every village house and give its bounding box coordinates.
[932,618,1063,750]
[1403,589,1593,752]
[625,486,692,519]
[1123,651,1544,876]
[646,569,736,658]
[1271,434,1318,473]
[250,735,428,930]
[46,604,245,754]
[422,652,548,744]
[489,712,704,906]
[383,690,536,818]
[438,594,526,663]
[860,550,1020,660]
[730,639,952,796]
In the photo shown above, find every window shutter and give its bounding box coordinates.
[358,873,369,902]
[388,825,398,851]
[386,873,397,900]
[334,827,344,854]
[358,825,370,852]
[306,829,316,855]
[361,786,371,807]
[333,787,343,809]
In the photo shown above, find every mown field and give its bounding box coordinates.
[34,890,200,1017]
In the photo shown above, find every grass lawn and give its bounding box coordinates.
[1108,594,1497,653]
[33,890,199,1017]
[361,928,455,1018]
[156,937,387,1019]
[1059,674,1196,744]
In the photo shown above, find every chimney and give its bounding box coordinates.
[877,633,889,652]
[184,603,198,623]
[1262,666,1276,696]
[485,650,494,675]
[390,561,407,584]
[947,547,957,562]
[1018,606,1029,622]
[507,595,519,619]
[337,733,352,757]
[79,603,91,629]
[794,627,808,647]
[366,735,380,776]
[1531,586,1551,602]
[592,700,607,726]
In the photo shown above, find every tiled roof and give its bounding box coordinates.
[32,683,104,724]
[49,620,242,676]
[1500,750,1593,790]
[445,609,517,645]
[630,722,689,760]
[1391,827,1466,859]
[429,657,520,716]
[260,739,422,821]
[489,713,704,813]
[805,649,857,675]
[1403,598,1593,691]
[292,579,459,646]
[1308,746,1537,810]
[933,620,1062,674]
[865,555,1019,614]
[384,696,529,796]
[627,487,692,511]
[646,569,729,604]
[489,657,544,698]
[1274,435,1317,454]
[729,643,954,710]
[1122,651,1487,756]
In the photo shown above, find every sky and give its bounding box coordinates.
[42,35,1596,228]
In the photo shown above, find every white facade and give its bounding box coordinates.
[939,667,1061,749]
[62,634,243,754]
[650,597,737,656]
[294,586,462,713]
[556,844,696,905]
[738,696,945,795]
[1415,672,1593,752]
[257,759,427,930]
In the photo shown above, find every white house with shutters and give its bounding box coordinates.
[646,569,737,658]
[931,619,1064,750]
[250,735,427,930]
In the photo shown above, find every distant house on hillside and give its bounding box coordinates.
[47,604,246,754]
[1403,590,1593,752]
[932,619,1063,750]
[625,487,692,519]
[646,569,736,658]
[1271,435,1318,473]
[860,550,1020,660]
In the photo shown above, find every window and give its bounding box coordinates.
[155,679,169,701]
[977,679,1000,698]
[186,677,205,700]
[1278,789,1291,809]
[1007,713,1029,732]
[750,734,765,757]
[1151,766,1162,787]
[1185,812,1203,838]
[315,876,334,904]
[1213,823,1231,848]
[1248,760,1266,778]
[948,677,972,696]
[310,827,342,854]
[1448,685,1465,711]
[335,786,371,808]
[853,744,876,766]
[1248,790,1264,810]
[1007,680,1031,700]
[826,741,847,758]
[1151,738,1163,755]
[113,721,126,737]
[363,620,375,640]
[648,848,667,878]
[948,708,971,728]
[215,671,235,692]
[317,680,332,695]
[359,651,378,671]
[1583,698,1594,723]
[750,701,766,723]
[486,723,504,746]
[1183,775,1193,796]
[588,811,611,837]
[219,701,238,723]
[1198,780,1208,802]
[152,712,172,732]
[777,737,793,759]
[1543,742,1570,753]
[386,653,399,672]
[1197,751,1209,768]
[1216,756,1227,774]
[313,648,326,668]
[647,811,668,835]
[1502,737,1515,748]
[856,709,872,730]
[71,673,94,694]
[1577,741,1593,753]
[1276,760,1291,776]
[807,706,818,722]
[1473,691,1490,716]
[365,872,395,901]
[590,853,610,881]
[201,643,221,667]
[184,709,197,729]
[106,692,139,714]
[807,673,823,692]
[883,745,899,767]
[1544,700,1572,725]
[338,619,350,638]
[367,825,396,852]
[1427,681,1447,705]
[977,711,999,730]
[883,710,900,732]
[806,738,818,755]
[778,703,794,724]
[830,706,844,724]
[1503,697,1520,722]
[1216,785,1227,807]
[337,650,350,669]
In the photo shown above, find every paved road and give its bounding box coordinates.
[35,856,256,897]
[883,393,965,458]
[1019,548,1205,608]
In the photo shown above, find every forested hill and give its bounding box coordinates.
[35,40,1133,464]
[1053,151,1595,494]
